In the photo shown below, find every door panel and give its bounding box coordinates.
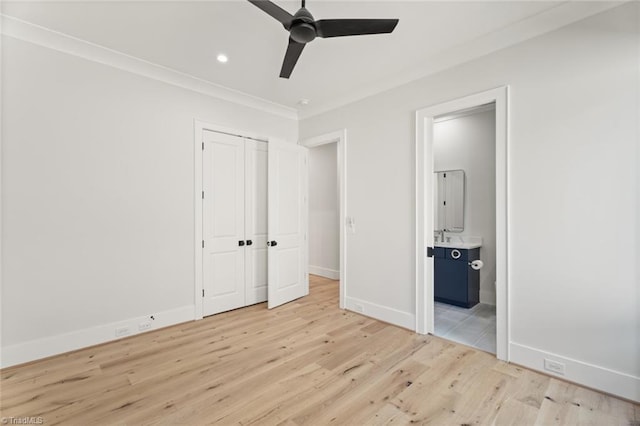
[203,131,245,316]
[245,140,268,305]
[268,140,308,309]
[277,248,302,290]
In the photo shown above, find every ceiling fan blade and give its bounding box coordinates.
[280,37,306,79]
[247,0,293,27]
[315,19,399,38]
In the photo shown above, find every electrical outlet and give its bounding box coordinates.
[115,326,130,337]
[138,321,152,331]
[354,304,364,313]
[544,358,565,375]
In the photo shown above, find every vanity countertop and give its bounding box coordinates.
[434,236,482,250]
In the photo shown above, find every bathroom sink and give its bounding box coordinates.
[434,236,482,250]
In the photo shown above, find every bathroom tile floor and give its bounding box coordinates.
[434,301,496,354]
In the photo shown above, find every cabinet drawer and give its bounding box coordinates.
[444,247,479,261]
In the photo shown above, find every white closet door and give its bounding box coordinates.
[267,140,308,309]
[245,140,268,305]
[202,131,246,316]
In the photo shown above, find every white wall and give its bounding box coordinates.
[308,143,339,279]
[300,3,639,400]
[434,108,496,305]
[1,36,297,366]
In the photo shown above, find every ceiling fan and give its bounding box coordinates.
[247,0,399,78]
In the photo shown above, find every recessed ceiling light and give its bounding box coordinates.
[216,54,228,63]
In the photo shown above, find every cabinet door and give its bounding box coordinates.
[434,258,468,306]
[202,131,246,316]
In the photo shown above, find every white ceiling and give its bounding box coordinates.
[1,1,619,117]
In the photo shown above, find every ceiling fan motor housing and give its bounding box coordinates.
[289,7,316,43]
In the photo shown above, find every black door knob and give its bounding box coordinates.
[246,240,253,246]
[238,240,245,246]
[268,240,278,246]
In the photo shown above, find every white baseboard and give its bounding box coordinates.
[510,342,640,402]
[1,305,195,368]
[344,296,415,331]
[308,265,340,280]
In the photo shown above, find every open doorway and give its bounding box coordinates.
[432,103,497,353]
[308,142,340,281]
[415,87,508,361]
[300,130,347,308]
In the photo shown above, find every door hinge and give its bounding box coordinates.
[202,191,205,199]
[202,289,205,297]
[202,142,205,150]
[202,240,205,248]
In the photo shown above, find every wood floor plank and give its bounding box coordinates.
[492,398,540,426]
[1,275,637,425]
[367,403,413,425]
[297,358,430,425]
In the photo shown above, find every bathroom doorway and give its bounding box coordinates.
[415,87,509,361]
[432,103,497,353]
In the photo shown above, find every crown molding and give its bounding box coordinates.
[1,1,625,123]
[298,1,625,120]
[0,14,299,121]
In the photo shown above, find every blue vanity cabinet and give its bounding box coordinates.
[434,247,480,308]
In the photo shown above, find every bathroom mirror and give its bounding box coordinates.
[435,169,465,232]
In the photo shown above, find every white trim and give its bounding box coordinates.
[300,130,348,310]
[0,13,4,368]
[194,121,205,320]
[300,130,342,148]
[1,305,195,368]
[433,103,496,124]
[0,14,297,120]
[308,266,340,281]
[510,342,640,402]
[415,86,509,361]
[345,296,415,331]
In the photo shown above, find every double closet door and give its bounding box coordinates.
[202,130,308,317]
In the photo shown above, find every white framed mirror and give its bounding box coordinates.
[435,169,465,232]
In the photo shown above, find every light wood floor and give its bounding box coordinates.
[2,275,638,425]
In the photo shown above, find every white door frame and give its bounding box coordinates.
[194,119,271,320]
[415,87,509,361]
[299,130,347,309]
